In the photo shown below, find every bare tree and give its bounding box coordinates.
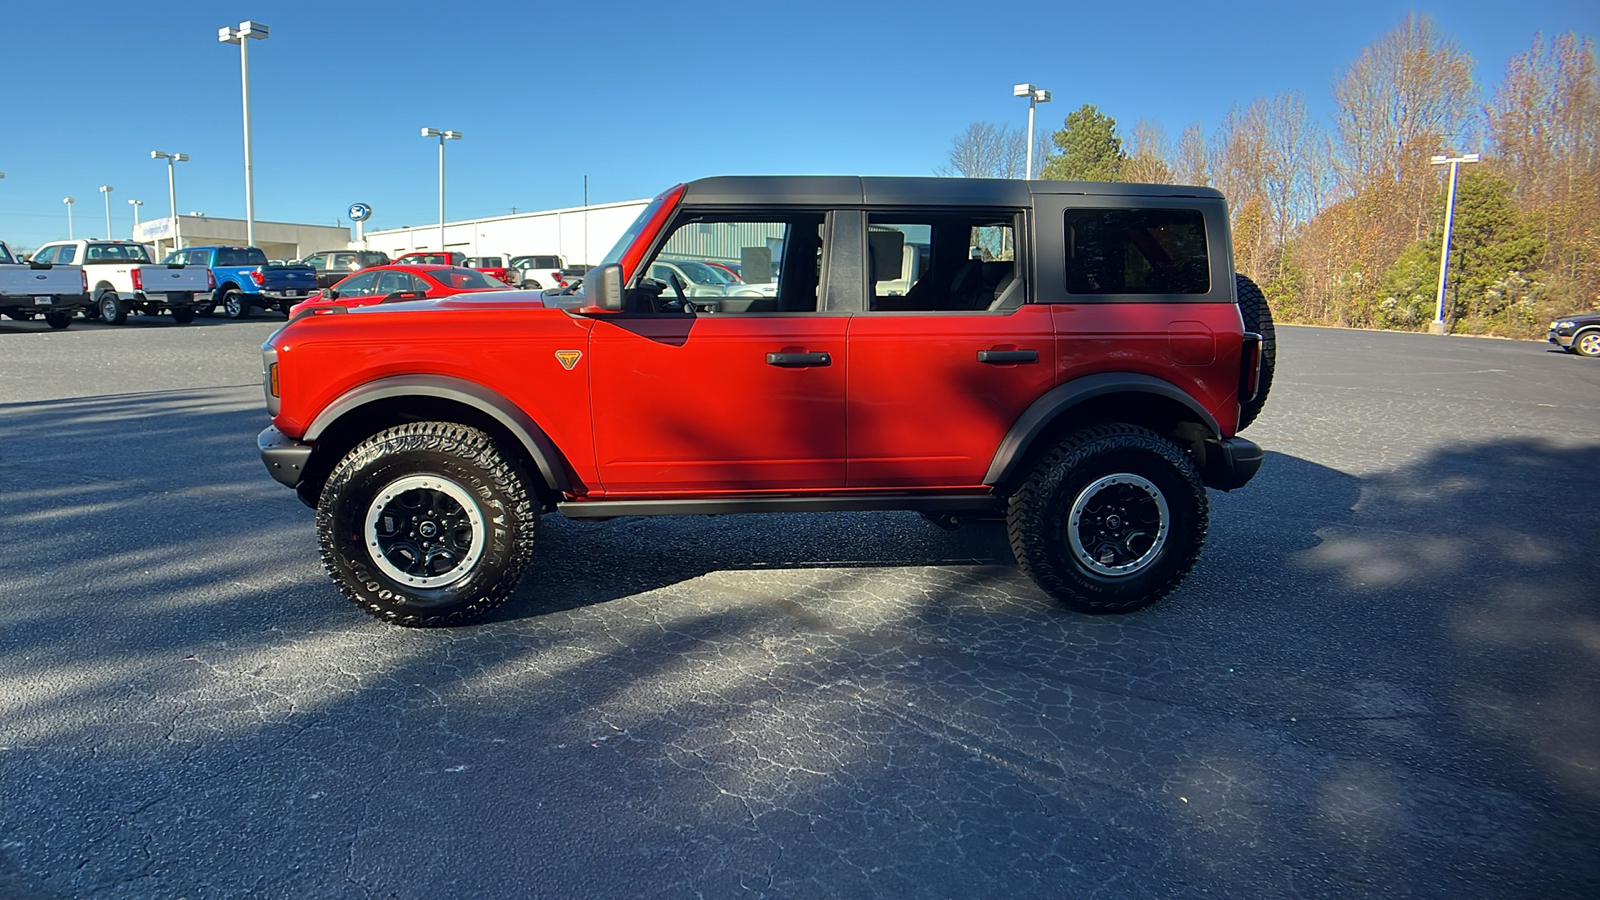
[1122,119,1174,184]
[936,121,1051,179]
[1174,122,1209,186]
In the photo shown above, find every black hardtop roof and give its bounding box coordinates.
[680,175,1224,206]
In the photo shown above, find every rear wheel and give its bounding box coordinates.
[171,306,197,324]
[1007,424,1208,614]
[1235,274,1275,429]
[1576,330,1600,358]
[223,289,251,319]
[44,312,72,329]
[317,422,540,627]
[98,292,128,325]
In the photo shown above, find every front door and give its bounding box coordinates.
[588,211,847,495]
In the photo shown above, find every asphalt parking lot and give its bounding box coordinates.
[2,314,1598,898]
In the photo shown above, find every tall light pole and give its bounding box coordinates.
[128,199,143,232]
[99,185,114,238]
[420,127,462,252]
[150,151,189,254]
[1013,83,1052,180]
[219,20,269,247]
[63,197,75,238]
[1429,152,1480,334]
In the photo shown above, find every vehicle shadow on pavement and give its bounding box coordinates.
[3,388,1599,897]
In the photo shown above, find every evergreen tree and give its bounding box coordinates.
[1040,104,1125,181]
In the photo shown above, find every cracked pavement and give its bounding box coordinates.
[1,317,1597,897]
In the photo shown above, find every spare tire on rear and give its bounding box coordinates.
[1235,274,1275,430]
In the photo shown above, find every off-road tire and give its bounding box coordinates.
[44,312,72,329]
[1007,424,1208,614]
[98,292,128,325]
[316,422,539,627]
[223,289,251,319]
[1235,273,1275,430]
[1576,330,1600,358]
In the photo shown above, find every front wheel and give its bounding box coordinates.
[1007,424,1208,614]
[316,422,540,626]
[1576,330,1600,358]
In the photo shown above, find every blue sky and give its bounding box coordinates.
[0,0,1594,250]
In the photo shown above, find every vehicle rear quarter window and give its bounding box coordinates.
[865,212,1021,312]
[1064,208,1209,295]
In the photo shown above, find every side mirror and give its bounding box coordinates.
[321,288,338,300]
[587,263,624,312]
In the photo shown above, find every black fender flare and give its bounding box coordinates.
[983,372,1221,486]
[303,374,573,495]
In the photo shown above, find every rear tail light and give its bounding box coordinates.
[250,267,265,287]
[80,269,88,292]
[1238,332,1263,403]
[131,268,143,291]
[208,270,217,290]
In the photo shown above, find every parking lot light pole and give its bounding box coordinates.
[1013,83,1051,180]
[150,151,189,253]
[219,21,269,247]
[63,197,75,239]
[99,185,114,238]
[420,127,462,252]
[1428,152,1480,334]
[128,199,143,232]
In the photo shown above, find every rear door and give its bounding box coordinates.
[845,210,1055,489]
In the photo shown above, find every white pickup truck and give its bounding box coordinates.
[0,240,89,329]
[30,239,214,325]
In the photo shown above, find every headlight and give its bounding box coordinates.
[1555,320,1576,329]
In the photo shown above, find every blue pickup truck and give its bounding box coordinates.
[164,246,320,318]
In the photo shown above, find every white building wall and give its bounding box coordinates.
[132,216,352,262]
[359,199,649,268]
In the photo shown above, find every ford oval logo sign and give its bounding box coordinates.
[348,203,373,222]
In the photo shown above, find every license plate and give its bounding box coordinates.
[286,290,302,297]
[34,296,52,306]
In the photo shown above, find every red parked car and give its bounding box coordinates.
[463,256,517,285]
[287,264,515,315]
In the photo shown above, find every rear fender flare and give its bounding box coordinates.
[983,372,1221,486]
[304,375,572,495]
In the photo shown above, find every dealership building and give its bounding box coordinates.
[128,198,650,267]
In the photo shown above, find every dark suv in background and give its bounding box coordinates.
[297,250,391,289]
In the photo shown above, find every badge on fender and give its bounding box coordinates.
[554,350,583,370]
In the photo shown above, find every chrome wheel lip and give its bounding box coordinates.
[1066,473,1170,577]
[363,475,485,589]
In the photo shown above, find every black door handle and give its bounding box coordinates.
[977,349,1038,364]
[766,351,831,367]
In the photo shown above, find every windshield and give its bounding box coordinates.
[600,192,672,269]
[407,253,456,265]
[86,242,153,262]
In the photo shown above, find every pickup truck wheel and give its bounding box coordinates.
[316,422,540,627]
[1575,330,1600,358]
[223,290,251,319]
[1007,424,1207,614]
[1236,274,1275,430]
[44,312,72,329]
[171,307,197,324]
[98,292,128,325]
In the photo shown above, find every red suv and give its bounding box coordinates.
[258,176,1273,626]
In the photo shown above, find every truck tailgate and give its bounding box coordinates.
[0,265,83,297]
[138,265,211,293]
[262,265,320,294]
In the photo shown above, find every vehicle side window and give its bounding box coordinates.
[408,274,430,293]
[57,245,77,264]
[865,212,1020,312]
[337,271,380,297]
[302,254,326,270]
[375,271,410,295]
[185,250,212,266]
[641,214,824,314]
[31,247,57,264]
[1063,208,1209,295]
[330,252,355,271]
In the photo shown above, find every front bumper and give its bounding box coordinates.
[1549,330,1573,348]
[1199,436,1264,491]
[258,425,313,488]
